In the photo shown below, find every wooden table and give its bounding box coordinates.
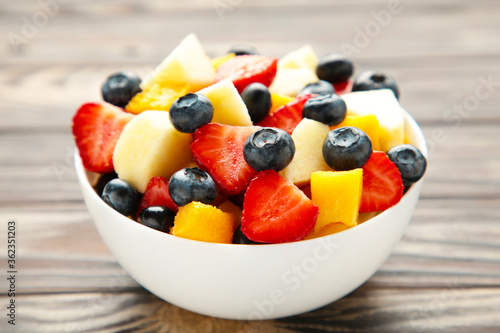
[1,0,499,332]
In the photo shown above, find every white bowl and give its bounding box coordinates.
[75,110,427,320]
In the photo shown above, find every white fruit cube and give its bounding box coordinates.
[278,44,319,71]
[269,68,318,97]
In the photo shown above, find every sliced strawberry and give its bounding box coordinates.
[257,93,316,134]
[215,55,278,93]
[136,176,179,218]
[359,151,404,213]
[333,80,353,95]
[72,102,134,173]
[241,170,318,243]
[191,123,259,196]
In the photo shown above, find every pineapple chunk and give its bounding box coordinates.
[331,114,381,151]
[125,83,189,114]
[211,53,236,70]
[113,111,193,193]
[278,44,318,71]
[269,68,318,97]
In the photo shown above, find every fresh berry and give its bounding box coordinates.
[316,54,354,84]
[359,151,404,213]
[137,176,179,219]
[227,44,259,56]
[386,144,427,187]
[94,172,118,196]
[333,81,353,95]
[215,55,278,93]
[322,127,372,171]
[169,93,213,133]
[257,93,316,134]
[352,70,400,99]
[233,225,260,244]
[298,80,335,96]
[72,102,134,173]
[137,206,175,232]
[191,123,259,196]
[302,94,347,126]
[101,71,142,108]
[241,83,271,123]
[101,178,140,217]
[241,170,318,243]
[168,167,218,207]
[243,128,295,172]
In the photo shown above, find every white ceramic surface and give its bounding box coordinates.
[75,110,427,320]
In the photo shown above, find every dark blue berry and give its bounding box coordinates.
[298,80,335,96]
[386,144,427,187]
[227,44,259,56]
[316,54,354,84]
[241,83,271,123]
[233,225,261,245]
[169,167,217,206]
[352,70,400,99]
[102,178,140,217]
[137,206,175,232]
[169,93,213,133]
[322,127,372,171]
[101,71,141,108]
[243,128,295,172]
[94,172,118,196]
[302,94,347,126]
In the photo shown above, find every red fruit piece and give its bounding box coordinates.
[72,102,134,173]
[137,176,179,218]
[257,94,316,134]
[241,170,318,243]
[359,151,404,213]
[215,55,278,93]
[191,123,259,196]
[333,80,353,95]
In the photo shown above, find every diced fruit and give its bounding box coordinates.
[359,151,404,213]
[169,167,218,207]
[279,118,331,187]
[352,70,400,100]
[243,128,295,172]
[125,83,189,114]
[171,201,235,244]
[113,111,194,193]
[101,71,142,108]
[169,93,213,133]
[233,225,260,244]
[358,212,380,224]
[386,144,427,188]
[137,176,179,217]
[215,55,278,93]
[311,169,363,231]
[257,93,315,134]
[72,102,134,173]
[331,114,381,151]
[316,53,354,84]
[303,222,351,240]
[211,53,235,69]
[94,172,118,197]
[241,170,318,243]
[298,80,335,96]
[342,89,404,152]
[141,33,215,92]
[191,123,260,196]
[197,80,253,126]
[227,44,259,56]
[333,80,353,95]
[278,44,318,71]
[241,83,272,123]
[269,68,318,97]
[137,206,175,232]
[218,200,242,229]
[302,94,347,126]
[270,93,293,113]
[323,127,372,171]
[101,178,140,217]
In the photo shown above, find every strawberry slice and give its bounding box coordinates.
[257,93,316,134]
[72,102,134,173]
[333,80,353,95]
[191,123,259,196]
[136,176,179,218]
[241,170,318,243]
[215,55,278,93]
[359,151,404,213]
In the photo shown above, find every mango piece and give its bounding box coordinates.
[218,200,242,229]
[270,93,294,114]
[303,222,351,240]
[331,114,381,151]
[125,83,189,114]
[211,53,236,69]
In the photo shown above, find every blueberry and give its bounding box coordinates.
[386,144,427,187]
[227,44,259,56]
[241,83,271,123]
[352,70,400,99]
[316,54,354,84]
[101,178,140,217]
[101,71,141,108]
[322,127,372,171]
[169,93,213,133]
[137,206,175,232]
[94,172,118,196]
[233,225,260,245]
[243,128,295,172]
[169,167,218,206]
[302,94,347,126]
[298,80,335,96]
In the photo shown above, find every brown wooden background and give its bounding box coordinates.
[1,0,499,332]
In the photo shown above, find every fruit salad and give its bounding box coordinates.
[72,34,427,245]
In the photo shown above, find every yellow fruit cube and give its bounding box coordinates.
[331,114,381,151]
[269,68,318,97]
[311,169,363,232]
[278,44,318,71]
[270,93,294,114]
[211,53,236,70]
[218,200,242,229]
[171,202,235,244]
[125,83,189,114]
[303,222,351,240]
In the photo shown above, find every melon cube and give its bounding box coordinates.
[331,114,381,151]
[269,68,318,97]
[278,44,318,71]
